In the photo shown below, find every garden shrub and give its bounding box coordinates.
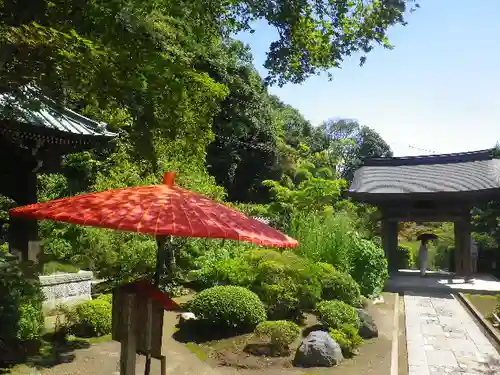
[320,270,362,307]
[192,246,368,321]
[42,261,80,275]
[395,245,415,269]
[495,295,500,316]
[188,241,255,287]
[0,252,44,345]
[193,256,258,288]
[316,300,360,329]
[193,248,326,321]
[254,280,301,321]
[329,323,364,357]
[289,211,389,298]
[17,303,45,341]
[249,250,323,320]
[97,293,113,304]
[69,299,112,337]
[349,237,388,297]
[290,212,355,273]
[255,320,300,355]
[189,285,266,330]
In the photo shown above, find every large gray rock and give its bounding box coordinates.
[294,331,343,367]
[356,308,378,339]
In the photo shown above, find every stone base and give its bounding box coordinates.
[39,270,93,312]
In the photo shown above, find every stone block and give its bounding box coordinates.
[39,270,93,311]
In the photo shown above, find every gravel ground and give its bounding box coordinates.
[5,293,402,375]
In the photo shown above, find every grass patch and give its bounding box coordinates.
[185,342,209,361]
[69,334,112,344]
[464,294,498,319]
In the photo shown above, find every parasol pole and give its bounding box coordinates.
[144,236,167,375]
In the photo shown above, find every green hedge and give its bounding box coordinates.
[395,245,415,269]
[321,270,362,307]
[329,323,364,357]
[189,285,267,330]
[68,299,112,337]
[350,238,388,297]
[255,320,300,355]
[316,300,360,329]
[192,249,363,320]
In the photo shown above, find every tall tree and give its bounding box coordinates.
[1,0,418,92]
[319,118,393,181]
[202,41,281,203]
[224,0,419,86]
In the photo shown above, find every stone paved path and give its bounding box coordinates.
[405,293,500,375]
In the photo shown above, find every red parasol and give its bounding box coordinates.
[10,172,297,248]
[10,171,297,375]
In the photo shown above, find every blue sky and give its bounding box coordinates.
[236,1,500,157]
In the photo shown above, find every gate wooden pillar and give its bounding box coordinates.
[454,215,472,280]
[382,218,399,272]
[8,168,40,263]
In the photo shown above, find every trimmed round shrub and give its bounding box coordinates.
[70,299,112,337]
[255,320,301,354]
[189,285,266,330]
[350,238,388,297]
[316,300,360,329]
[329,323,364,357]
[321,270,362,307]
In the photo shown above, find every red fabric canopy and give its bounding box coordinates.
[132,280,180,311]
[10,172,297,248]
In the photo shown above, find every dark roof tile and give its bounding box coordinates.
[349,150,500,195]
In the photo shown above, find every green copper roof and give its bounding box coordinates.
[0,88,117,138]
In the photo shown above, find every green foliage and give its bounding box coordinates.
[17,303,45,341]
[264,177,347,214]
[230,1,416,86]
[395,245,415,269]
[205,41,281,203]
[195,256,258,288]
[189,286,267,330]
[97,294,113,305]
[71,229,158,283]
[349,237,388,297]
[0,0,415,97]
[192,248,349,320]
[187,241,257,287]
[399,222,456,272]
[290,212,358,272]
[495,295,500,316]
[321,270,362,307]
[289,210,387,298]
[42,261,80,275]
[316,300,360,329]
[318,119,393,182]
[68,299,112,337]
[255,320,301,354]
[329,324,364,358]
[0,253,44,344]
[0,0,411,337]
[249,250,324,319]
